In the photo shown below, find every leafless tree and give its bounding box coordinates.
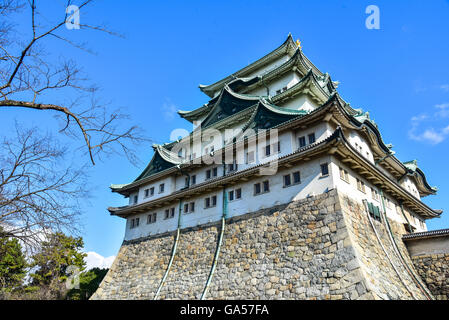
[0,1,149,247]
[0,0,145,165]
[0,125,88,251]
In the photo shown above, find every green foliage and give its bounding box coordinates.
[0,232,27,291]
[66,268,108,300]
[30,232,86,287]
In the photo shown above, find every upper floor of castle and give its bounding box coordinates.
[107,34,442,241]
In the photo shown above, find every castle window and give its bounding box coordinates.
[367,202,381,221]
[265,141,280,157]
[263,180,270,192]
[159,183,165,193]
[191,175,196,185]
[150,187,155,196]
[246,151,255,164]
[320,163,329,177]
[284,171,301,187]
[228,160,238,172]
[371,188,380,201]
[265,145,270,156]
[184,202,195,214]
[357,178,366,193]
[293,171,301,184]
[298,136,306,148]
[184,177,189,187]
[308,133,316,144]
[284,174,291,187]
[236,188,242,199]
[133,195,138,204]
[206,168,218,180]
[144,189,149,198]
[254,183,261,195]
[229,188,242,201]
[147,213,157,224]
[339,167,349,183]
[204,195,217,208]
[165,208,175,219]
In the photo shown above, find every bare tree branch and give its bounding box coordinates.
[0,124,88,251]
[0,0,144,165]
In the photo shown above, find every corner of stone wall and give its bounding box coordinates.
[411,253,449,300]
[335,190,430,300]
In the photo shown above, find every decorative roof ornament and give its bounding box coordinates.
[296,39,302,49]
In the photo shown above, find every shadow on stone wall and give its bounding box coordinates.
[91,189,433,300]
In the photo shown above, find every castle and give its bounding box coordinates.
[92,35,449,300]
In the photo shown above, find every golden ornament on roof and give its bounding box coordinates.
[296,39,302,49]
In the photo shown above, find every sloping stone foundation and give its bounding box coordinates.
[91,189,432,300]
[410,254,449,300]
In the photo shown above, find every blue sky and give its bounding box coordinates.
[2,0,449,259]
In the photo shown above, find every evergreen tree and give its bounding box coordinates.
[30,232,86,287]
[0,230,27,293]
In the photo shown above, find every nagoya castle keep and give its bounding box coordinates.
[92,34,449,300]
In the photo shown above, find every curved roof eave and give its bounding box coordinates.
[345,111,438,196]
[271,69,330,106]
[199,34,324,98]
[199,34,296,97]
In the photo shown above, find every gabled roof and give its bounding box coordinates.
[178,104,211,123]
[115,144,181,191]
[403,160,438,195]
[198,34,323,98]
[199,86,261,128]
[271,69,333,106]
[236,48,329,96]
[178,85,260,124]
[241,99,307,132]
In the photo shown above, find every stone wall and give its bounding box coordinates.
[410,254,449,300]
[91,189,432,300]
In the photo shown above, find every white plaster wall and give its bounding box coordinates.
[248,71,300,97]
[346,130,375,164]
[245,54,291,79]
[124,155,335,240]
[133,176,175,205]
[226,156,334,219]
[330,157,427,232]
[293,122,330,150]
[208,54,291,98]
[400,176,421,200]
[279,94,320,112]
